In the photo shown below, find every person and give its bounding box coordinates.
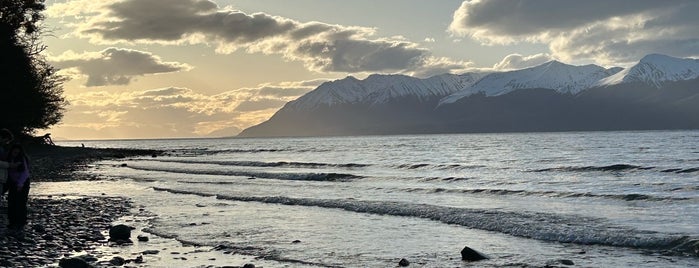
[0,129,15,198]
[6,143,30,237]
[42,133,54,145]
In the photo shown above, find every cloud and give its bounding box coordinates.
[51,79,324,139]
[449,0,699,64]
[234,99,288,112]
[50,47,191,86]
[49,0,469,75]
[493,53,554,70]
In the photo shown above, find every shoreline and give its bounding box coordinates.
[0,145,260,267]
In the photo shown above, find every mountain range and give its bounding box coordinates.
[238,54,699,137]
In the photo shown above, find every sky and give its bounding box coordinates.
[40,0,699,140]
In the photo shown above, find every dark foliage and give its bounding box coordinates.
[0,0,66,137]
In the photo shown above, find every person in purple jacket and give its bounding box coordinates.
[7,143,30,236]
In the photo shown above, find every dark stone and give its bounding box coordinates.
[112,238,133,245]
[213,244,231,250]
[119,163,127,167]
[560,259,575,265]
[142,250,160,255]
[243,264,255,268]
[109,256,125,266]
[137,235,149,242]
[292,240,301,244]
[32,224,46,233]
[58,257,90,268]
[109,224,132,241]
[77,255,98,262]
[461,246,488,261]
[398,258,410,266]
[134,255,144,263]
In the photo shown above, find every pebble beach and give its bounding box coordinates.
[0,144,260,268]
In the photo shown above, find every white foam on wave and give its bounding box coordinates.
[206,193,692,255]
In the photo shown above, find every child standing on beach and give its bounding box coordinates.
[7,143,30,236]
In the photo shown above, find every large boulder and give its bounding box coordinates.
[461,246,488,261]
[109,224,132,241]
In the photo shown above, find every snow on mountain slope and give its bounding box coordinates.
[439,61,620,105]
[288,73,486,110]
[368,73,488,104]
[286,76,373,110]
[598,54,699,88]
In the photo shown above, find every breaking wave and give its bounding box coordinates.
[532,164,699,174]
[150,159,369,169]
[126,165,362,182]
[401,187,692,202]
[394,163,487,170]
[152,187,697,257]
[531,164,652,173]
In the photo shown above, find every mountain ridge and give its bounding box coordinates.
[238,54,699,138]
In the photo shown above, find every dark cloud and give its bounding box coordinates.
[450,0,665,36]
[449,0,699,64]
[51,47,190,86]
[69,0,465,74]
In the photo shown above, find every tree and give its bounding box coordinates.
[0,0,66,137]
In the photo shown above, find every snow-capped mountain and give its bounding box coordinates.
[288,73,487,110]
[367,73,488,104]
[598,54,699,88]
[285,76,371,110]
[439,61,621,105]
[238,54,699,138]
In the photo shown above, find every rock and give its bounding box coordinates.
[119,163,127,167]
[32,224,46,233]
[560,259,575,265]
[398,258,410,266]
[137,235,149,242]
[292,240,302,244]
[213,244,231,250]
[134,255,144,263]
[460,246,488,261]
[58,257,90,268]
[109,256,125,266]
[142,250,160,255]
[109,224,132,241]
[243,264,255,268]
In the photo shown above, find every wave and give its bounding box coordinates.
[150,159,370,169]
[126,166,362,182]
[213,193,696,257]
[532,164,699,174]
[164,148,289,157]
[531,164,653,173]
[394,163,486,170]
[149,187,699,256]
[402,187,692,202]
[662,167,699,174]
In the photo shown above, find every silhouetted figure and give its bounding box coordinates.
[0,129,15,198]
[7,143,30,237]
[42,133,54,145]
